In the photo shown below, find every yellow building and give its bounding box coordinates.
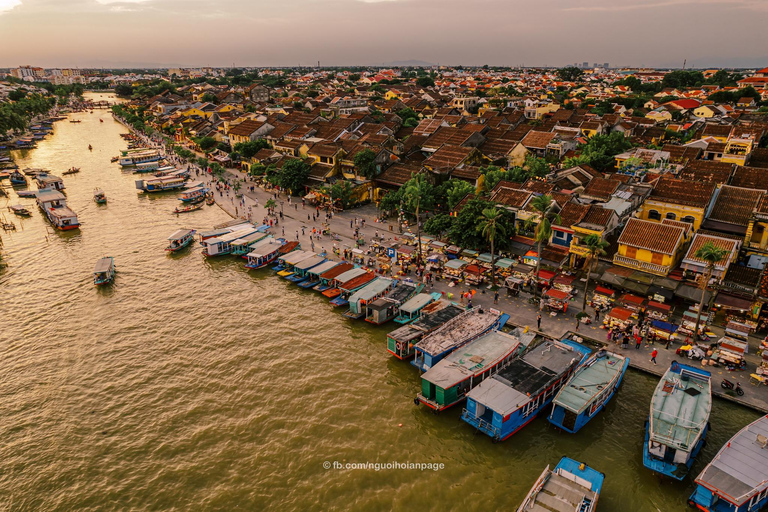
[693,105,717,118]
[384,90,401,100]
[645,108,672,122]
[638,177,715,230]
[720,137,754,166]
[613,218,687,276]
[744,194,768,268]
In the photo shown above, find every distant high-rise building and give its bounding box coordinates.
[582,62,589,68]
[11,65,45,80]
[604,63,610,69]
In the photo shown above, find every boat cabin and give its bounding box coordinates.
[394,292,437,324]
[386,301,465,360]
[287,255,326,282]
[230,232,269,256]
[364,281,423,325]
[343,277,394,319]
[202,225,259,257]
[93,257,115,285]
[166,229,196,251]
[314,263,355,292]
[245,238,285,269]
[36,174,65,191]
[298,260,341,289]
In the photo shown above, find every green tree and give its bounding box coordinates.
[424,213,453,236]
[114,84,133,97]
[353,149,377,179]
[330,180,354,209]
[196,137,217,152]
[7,89,27,101]
[378,187,404,215]
[277,159,311,195]
[416,76,435,87]
[692,242,729,337]
[525,155,550,177]
[201,92,219,104]
[580,234,609,312]
[403,173,435,265]
[525,195,561,305]
[556,67,584,82]
[446,179,474,210]
[233,139,270,159]
[478,207,506,289]
[579,132,634,171]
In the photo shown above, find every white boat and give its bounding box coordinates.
[36,190,79,230]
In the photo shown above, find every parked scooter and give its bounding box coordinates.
[721,379,744,396]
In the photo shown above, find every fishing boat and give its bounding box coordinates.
[110,156,119,163]
[93,188,107,204]
[386,300,465,360]
[689,414,768,512]
[16,190,37,198]
[364,281,424,325]
[93,257,115,285]
[312,262,354,292]
[276,250,317,275]
[297,260,340,289]
[9,205,31,217]
[230,231,270,257]
[36,174,65,192]
[244,238,287,269]
[173,204,203,214]
[417,327,536,412]
[517,457,604,512]
[36,190,79,230]
[548,349,630,434]
[178,184,210,203]
[205,195,215,206]
[643,361,711,480]
[412,308,507,372]
[342,277,395,319]
[62,167,80,175]
[88,144,92,151]
[10,170,26,186]
[461,338,591,442]
[69,119,81,123]
[165,229,197,252]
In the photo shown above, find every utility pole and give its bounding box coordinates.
[682,59,686,70]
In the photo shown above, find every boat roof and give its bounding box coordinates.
[48,206,78,219]
[387,302,463,343]
[416,308,501,357]
[385,282,419,304]
[339,272,375,290]
[307,260,340,277]
[333,267,367,283]
[94,257,112,273]
[400,293,434,314]
[519,458,602,512]
[294,255,326,270]
[349,277,393,303]
[183,181,206,190]
[36,190,65,201]
[246,238,282,258]
[280,250,316,266]
[231,232,269,246]
[423,328,535,388]
[168,229,194,240]
[319,262,355,279]
[695,415,768,505]
[650,362,711,451]
[37,174,62,183]
[468,340,589,416]
[208,227,259,244]
[553,351,628,414]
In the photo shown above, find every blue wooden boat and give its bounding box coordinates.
[689,414,768,511]
[245,238,288,270]
[286,255,326,283]
[517,457,604,512]
[312,263,355,292]
[548,349,629,433]
[166,229,196,252]
[461,338,591,442]
[643,361,711,480]
[93,257,115,286]
[10,170,26,186]
[342,277,394,319]
[412,308,507,371]
[296,260,340,289]
[393,292,439,324]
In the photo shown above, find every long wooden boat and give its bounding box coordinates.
[517,457,604,512]
[461,338,591,442]
[689,414,768,511]
[313,262,355,292]
[297,260,340,289]
[386,300,465,360]
[417,327,536,412]
[364,281,423,325]
[342,277,394,319]
[201,225,259,256]
[286,255,326,283]
[36,190,79,230]
[412,308,507,372]
[174,203,203,214]
[94,257,115,285]
[327,271,376,307]
[548,349,630,434]
[166,229,196,252]
[9,205,31,217]
[393,292,438,325]
[643,361,711,480]
[245,238,289,270]
[320,267,367,297]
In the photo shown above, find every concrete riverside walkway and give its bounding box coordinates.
[128,125,768,414]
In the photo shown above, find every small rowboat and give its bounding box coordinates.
[69,120,81,123]
[9,205,31,217]
[174,204,203,214]
[62,167,80,175]
[110,156,119,163]
[205,196,215,206]
[93,188,107,204]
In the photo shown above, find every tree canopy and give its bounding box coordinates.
[556,67,584,82]
[353,149,378,179]
[233,139,270,159]
[276,159,311,195]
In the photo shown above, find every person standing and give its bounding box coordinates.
[650,348,658,365]
[494,291,499,304]
[537,313,542,331]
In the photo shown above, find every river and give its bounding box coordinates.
[0,92,761,511]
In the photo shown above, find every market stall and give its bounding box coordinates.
[494,258,516,278]
[537,269,556,289]
[604,306,634,330]
[443,258,469,282]
[544,288,570,314]
[505,276,523,297]
[618,293,646,313]
[646,301,672,322]
[553,274,578,296]
[590,286,616,310]
[461,248,480,264]
[648,319,679,340]
[464,264,488,286]
[445,245,462,260]
[725,320,753,341]
[711,336,747,369]
[523,250,539,267]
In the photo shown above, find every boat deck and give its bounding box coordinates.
[526,472,596,512]
[416,308,500,356]
[650,364,711,451]
[553,352,626,414]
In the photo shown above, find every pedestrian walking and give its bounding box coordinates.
[494,291,499,304]
[537,313,542,330]
[594,308,600,322]
[296,231,299,241]
[650,348,658,365]
[635,336,642,350]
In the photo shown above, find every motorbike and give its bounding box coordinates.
[721,379,744,396]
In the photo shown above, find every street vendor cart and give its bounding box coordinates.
[590,285,616,310]
[604,306,634,330]
[618,293,646,313]
[544,288,570,314]
[505,276,523,297]
[646,301,672,322]
[553,274,578,296]
[648,319,679,341]
[464,264,488,286]
[711,336,747,369]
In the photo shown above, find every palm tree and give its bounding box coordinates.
[403,173,434,267]
[580,234,609,312]
[525,194,561,306]
[477,207,506,289]
[692,241,729,338]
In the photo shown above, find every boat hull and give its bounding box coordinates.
[643,419,708,480]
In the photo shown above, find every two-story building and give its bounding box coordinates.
[568,205,620,267]
[613,218,690,277]
[638,177,716,230]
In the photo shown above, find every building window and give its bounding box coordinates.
[681,216,695,225]
[665,212,677,221]
[651,253,664,265]
[648,210,661,221]
[625,247,637,259]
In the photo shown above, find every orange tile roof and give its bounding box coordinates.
[618,218,684,255]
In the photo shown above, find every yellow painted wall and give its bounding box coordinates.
[639,201,705,230]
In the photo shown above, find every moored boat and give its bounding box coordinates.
[412,307,507,372]
[342,277,395,319]
[689,414,768,511]
[9,205,31,217]
[93,188,107,204]
[36,190,79,230]
[173,204,203,214]
[286,254,327,283]
[166,228,196,252]
[93,257,115,285]
[313,262,354,292]
[517,457,604,512]
[10,170,27,186]
[364,281,424,325]
[62,167,80,175]
[230,231,270,257]
[136,176,186,192]
[36,174,65,191]
[461,338,591,442]
[548,349,630,433]
[244,238,287,269]
[297,260,340,289]
[393,292,438,324]
[201,224,260,256]
[643,361,711,480]
[417,326,536,412]
[326,269,376,306]
[386,300,465,360]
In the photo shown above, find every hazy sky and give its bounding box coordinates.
[1,0,766,69]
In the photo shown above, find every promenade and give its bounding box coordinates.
[134,127,768,414]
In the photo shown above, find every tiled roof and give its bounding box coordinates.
[521,179,555,195]
[375,164,421,187]
[701,124,732,138]
[618,218,684,255]
[578,205,614,229]
[731,166,768,190]
[228,119,265,136]
[683,233,738,267]
[520,130,556,150]
[423,145,473,173]
[708,185,765,226]
[490,187,532,209]
[678,160,734,184]
[581,177,620,201]
[649,177,715,208]
[555,202,589,228]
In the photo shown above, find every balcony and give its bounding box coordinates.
[569,242,590,257]
[613,254,671,276]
